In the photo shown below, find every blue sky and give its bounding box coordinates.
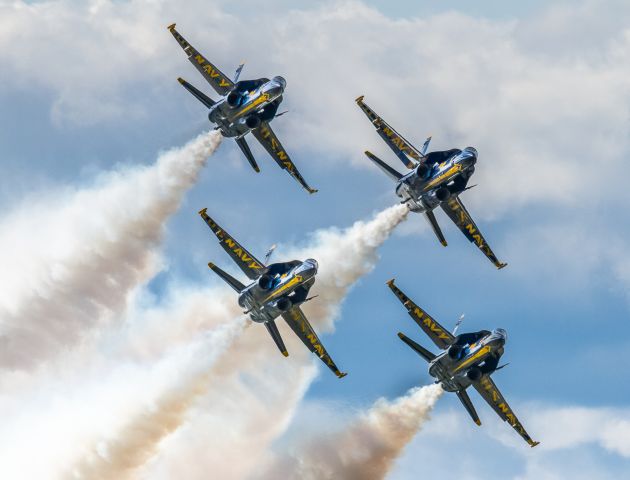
[1,0,630,478]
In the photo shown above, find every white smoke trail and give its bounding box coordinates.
[137,204,410,480]
[71,319,246,480]
[0,204,408,480]
[0,131,222,370]
[259,385,444,480]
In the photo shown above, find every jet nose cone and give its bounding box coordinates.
[304,258,318,274]
[493,328,507,345]
[271,76,287,90]
[459,147,477,168]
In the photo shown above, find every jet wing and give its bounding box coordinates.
[387,279,454,350]
[199,208,265,280]
[281,306,347,378]
[355,96,423,169]
[440,196,507,269]
[473,376,540,447]
[252,122,317,194]
[168,24,234,96]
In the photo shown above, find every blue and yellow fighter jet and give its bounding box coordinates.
[388,279,539,447]
[169,24,317,194]
[356,96,506,269]
[198,208,346,378]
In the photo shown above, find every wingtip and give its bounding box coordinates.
[497,262,508,270]
[474,419,482,426]
[198,207,208,215]
[177,77,185,85]
[530,441,540,448]
[355,95,365,103]
[167,23,176,31]
[440,240,448,247]
[308,188,318,194]
[386,278,396,286]
[207,262,215,269]
[397,332,405,340]
[337,371,348,379]
[281,350,289,357]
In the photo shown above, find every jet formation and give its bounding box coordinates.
[169,23,539,448]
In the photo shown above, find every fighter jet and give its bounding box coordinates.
[387,279,539,447]
[168,24,316,194]
[198,208,346,378]
[356,96,506,269]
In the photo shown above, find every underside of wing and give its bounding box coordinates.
[168,24,234,96]
[387,279,454,350]
[281,306,347,378]
[473,375,540,447]
[440,196,507,269]
[252,122,317,194]
[356,96,423,169]
[199,208,265,280]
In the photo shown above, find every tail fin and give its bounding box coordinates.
[364,151,403,181]
[456,389,481,426]
[177,77,215,108]
[235,137,260,172]
[265,319,288,357]
[208,262,245,292]
[425,210,447,247]
[420,136,432,155]
[397,332,436,362]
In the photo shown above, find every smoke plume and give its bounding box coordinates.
[260,385,444,480]
[72,320,246,480]
[0,131,222,370]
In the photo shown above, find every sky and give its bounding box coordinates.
[1,0,630,478]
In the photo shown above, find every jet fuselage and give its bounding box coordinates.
[209,76,286,138]
[396,147,477,213]
[238,258,318,323]
[428,328,506,392]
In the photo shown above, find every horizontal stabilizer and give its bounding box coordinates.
[207,262,245,293]
[177,77,215,108]
[235,137,260,172]
[265,319,288,357]
[425,210,447,247]
[397,332,436,362]
[456,389,481,426]
[364,151,403,181]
